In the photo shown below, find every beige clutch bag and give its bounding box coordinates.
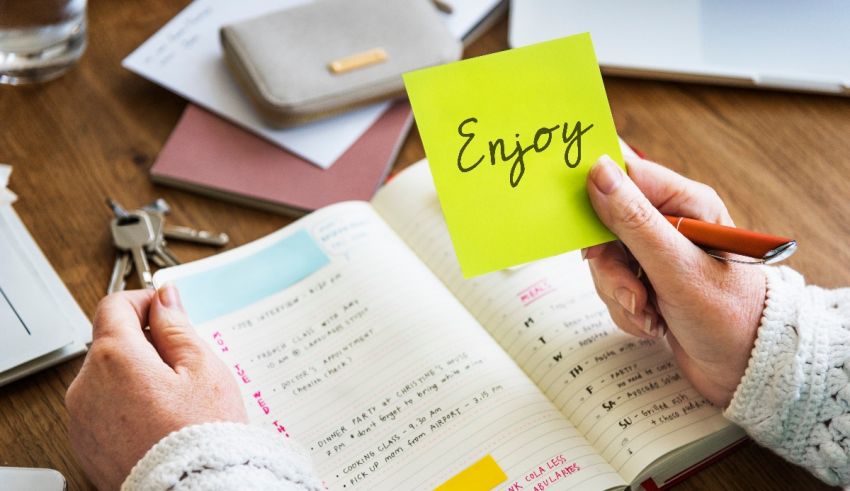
[221,0,462,127]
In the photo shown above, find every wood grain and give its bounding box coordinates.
[0,2,847,490]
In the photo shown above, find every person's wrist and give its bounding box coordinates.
[718,266,768,407]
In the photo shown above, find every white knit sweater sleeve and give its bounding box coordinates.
[724,266,850,486]
[121,422,324,491]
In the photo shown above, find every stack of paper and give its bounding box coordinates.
[0,166,91,387]
[123,0,505,169]
[125,0,505,215]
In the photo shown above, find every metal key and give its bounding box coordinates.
[141,210,181,267]
[107,251,132,293]
[164,225,229,247]
[106,198,136,293]
[142,198,171,215]
[106,198,131,221]
[110,212,155,289]
[142,197,228,248]
[140,199,180,266]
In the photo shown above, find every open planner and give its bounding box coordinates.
[154,160,745,490]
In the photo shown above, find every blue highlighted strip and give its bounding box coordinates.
[175,229,330,325]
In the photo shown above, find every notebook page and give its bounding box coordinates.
[373,162,737,483]
[154,201,624,491]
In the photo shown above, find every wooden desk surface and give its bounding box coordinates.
[1,2,847,490]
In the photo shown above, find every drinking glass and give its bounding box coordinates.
[0,0,87,85]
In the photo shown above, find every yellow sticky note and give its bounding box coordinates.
[435,454,507,491]
[403,33,623,277]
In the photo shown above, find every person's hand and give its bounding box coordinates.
[584,155,766,408]
[66,285,247,491]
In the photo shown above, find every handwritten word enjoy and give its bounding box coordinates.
[456,117,594,188]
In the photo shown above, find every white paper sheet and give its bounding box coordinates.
[0,166,91,385]
[0,164,16,204]
[0,247,73,373]
[123,0,503,168]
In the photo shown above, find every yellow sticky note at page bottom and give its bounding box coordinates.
[435,454,507,491]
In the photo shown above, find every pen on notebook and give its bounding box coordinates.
[664,215,797,264]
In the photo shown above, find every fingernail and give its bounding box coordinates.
[158,283,180,309]
[590,155,623,195]
[613,287,636,315]
[581,248,588,260]
[643,310,659,337]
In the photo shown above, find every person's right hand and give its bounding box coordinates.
[66,285,247,491]
[584,155,767,408]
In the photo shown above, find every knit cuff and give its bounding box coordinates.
[121,422,322,491]
[723,266,806,447]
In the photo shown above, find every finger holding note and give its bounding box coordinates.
[585,154,767,407]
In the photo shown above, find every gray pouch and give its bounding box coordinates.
[221,0,462,127]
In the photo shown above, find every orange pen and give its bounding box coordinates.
[664,215,797,264]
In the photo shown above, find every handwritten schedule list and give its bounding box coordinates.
[189,205,622,490]
[155,158,741,490]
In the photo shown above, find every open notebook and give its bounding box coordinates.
[154,160,744,490]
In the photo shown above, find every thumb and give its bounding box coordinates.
[148,283,208,370]
[587,155,706,279]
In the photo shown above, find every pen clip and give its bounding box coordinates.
[703,240,797,265]
[762,240,798,264]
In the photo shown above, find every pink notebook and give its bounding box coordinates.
[151,102,413,216]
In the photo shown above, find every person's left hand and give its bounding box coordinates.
[66,285,247,491]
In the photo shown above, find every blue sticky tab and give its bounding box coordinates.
[175,229,329,324]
